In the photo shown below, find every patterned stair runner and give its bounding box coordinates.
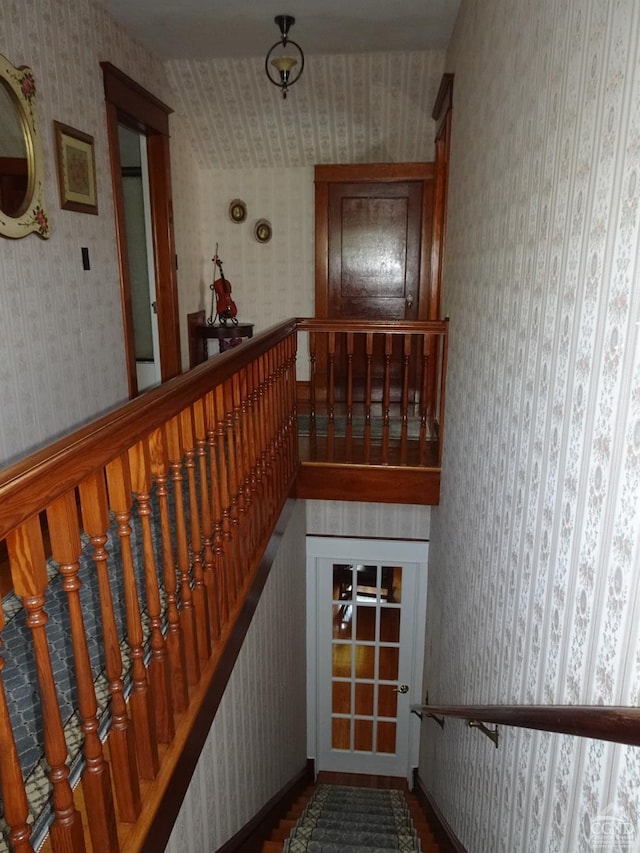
[283,785,422,853]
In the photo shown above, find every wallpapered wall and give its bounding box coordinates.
[165,51,446,170]
[166,51,446,365]
[306,499,430,541]
[0,0,189,465]
[421,0,640,851]
[165,501,308,853]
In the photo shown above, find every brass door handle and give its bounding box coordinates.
[394,684,409,694]
[406,293,414,308]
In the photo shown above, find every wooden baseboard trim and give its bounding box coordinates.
[413,772,467,853]
[218,758,315,853]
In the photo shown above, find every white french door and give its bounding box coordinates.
[307,537,428,782]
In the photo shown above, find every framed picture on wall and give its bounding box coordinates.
[53,121,98,214]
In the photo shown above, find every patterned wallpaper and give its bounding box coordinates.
[169,51,446,366]
[306,500,430,541]
[0,0,177,465]
[165,51,445,170]
[164,501,308,853]
[421,0,640,850]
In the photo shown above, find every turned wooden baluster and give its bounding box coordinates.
[327,332,336,458]
[254,356,269,529]
[192,397,220,642]
[382,333,393,463]
[419,334,430,463]
[247,359,264,547]
[128,439,175,744]
[0,604,34,853]
[6,517,86,852]
[270,346,284,496]
[279,339,292,486]
[289,332,299,473]
[308,331,317,450]
[105,455,159,780]
[216,382,242,602]
[164,416,200,686]
[147,427,189,713]
[266,349,279,512]
[78,472,141,822]
[400,334,411,463]
[345,332,354,458]
[365,332,374,463]
[223,377,245,585]
[46,493,119,852]
[180,405,211,660]
[237,368,256,563]
[204,390,228,629]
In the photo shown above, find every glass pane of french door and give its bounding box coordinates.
[315,542,423,778]
[331,563,403,755]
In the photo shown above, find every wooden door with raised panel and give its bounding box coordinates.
[315,164,437,403]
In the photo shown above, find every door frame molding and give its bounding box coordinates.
[101,62,182,397]
[306,535,428,783]
[314,162,437,321]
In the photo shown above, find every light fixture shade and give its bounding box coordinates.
[265,15,304,99]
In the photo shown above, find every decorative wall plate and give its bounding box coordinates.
[229,199,247,223]
[255,218,272,243]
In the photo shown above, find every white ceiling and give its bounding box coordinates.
[98,0,461,61]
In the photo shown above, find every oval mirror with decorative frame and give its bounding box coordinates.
[0,53,49,239]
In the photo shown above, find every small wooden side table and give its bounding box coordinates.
[187,310,254,367]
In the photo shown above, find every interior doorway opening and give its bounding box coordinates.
[307,536,428,785]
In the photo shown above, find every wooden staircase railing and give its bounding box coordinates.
[0,320,298,853]
[0,315,449,852]
[294,318,448,503]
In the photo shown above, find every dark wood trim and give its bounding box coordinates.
[217,759,314,853]
[296,463,440,505]
[187,309,207,368]
[296,318,449,334]
[104,98,138,396]
[414,773,467,853]
[100,61,172,133]
[431,74,453,322]
[314,178,329,318]
[411,704,640,747]
[101,62,181,396]
[139,497,299,853]
[315,163,435,184]
[432,73,454,136]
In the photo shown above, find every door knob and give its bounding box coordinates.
[405,293,414,308]
[394,684,409,694]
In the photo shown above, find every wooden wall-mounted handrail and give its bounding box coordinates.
[411,704,640,748]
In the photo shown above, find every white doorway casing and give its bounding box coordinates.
[306,536,428,786]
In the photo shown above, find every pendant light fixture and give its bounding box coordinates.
[265,15,304,99]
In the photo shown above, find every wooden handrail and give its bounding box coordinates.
[0,319,298,853]
[0,316,448,852]
[411,704,640,747]
[0,319,297,540]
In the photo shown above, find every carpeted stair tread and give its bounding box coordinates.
[309,816,413,832]
[279,785,422,853]
[286,843,412,853]
[288,828,419,848]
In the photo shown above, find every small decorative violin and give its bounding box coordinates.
[209,245,238,326]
